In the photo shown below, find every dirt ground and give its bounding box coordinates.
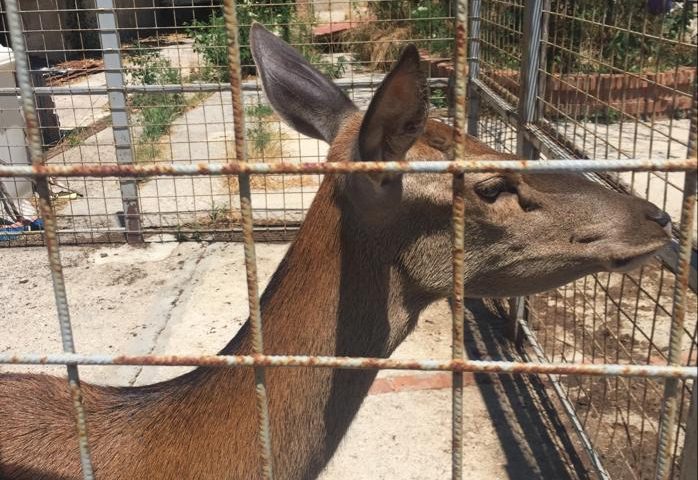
[0,242,590,479]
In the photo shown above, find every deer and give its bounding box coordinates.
[0,23,673,480]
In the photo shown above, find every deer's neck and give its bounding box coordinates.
[132,178,417,479]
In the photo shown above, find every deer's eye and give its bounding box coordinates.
[475,177,508,201]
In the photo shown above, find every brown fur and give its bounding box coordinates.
[0,28,672,480]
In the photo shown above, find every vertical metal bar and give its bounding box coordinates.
[450,185,466,480]
[507,296,525,348]
[466,0,481,137]
[536,0,552,123]
[452,0,468,478]
[655,80,697,480]
[516,0,543,160]
[679,381,697,480]
[95,0,142,243]
[222,4,274,479]
[3,1,95,478]
[508,0,545,349]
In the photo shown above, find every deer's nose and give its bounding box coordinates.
[645,207,673,236]
[646,208,672,228]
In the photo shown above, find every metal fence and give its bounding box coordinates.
[0,0,696,479]
[467,1,698,479]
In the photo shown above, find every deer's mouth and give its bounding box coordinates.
[603,241,669,273]
[606,253,656,272]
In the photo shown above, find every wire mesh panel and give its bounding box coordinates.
[471,0,698,479]
[0,1,697,480]
[0,0,460,246]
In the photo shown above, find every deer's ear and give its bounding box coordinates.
[344,45,427,215]
[357,44,428,164]
[250,23,357,143]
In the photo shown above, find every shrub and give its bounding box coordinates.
[366,0,454,56]
[541,1,695,73]
[188,2,293,81]
[188,7,348,81]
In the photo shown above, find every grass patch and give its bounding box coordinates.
[127,41,213,163]
[127,44,185,158]
[225,104,318,194]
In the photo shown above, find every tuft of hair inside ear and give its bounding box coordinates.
[357,44,429,164]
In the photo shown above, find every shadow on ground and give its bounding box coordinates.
[463,299,592,480]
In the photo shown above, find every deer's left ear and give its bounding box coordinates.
[356,44,428,168]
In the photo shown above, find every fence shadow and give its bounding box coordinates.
[463,298,592,480]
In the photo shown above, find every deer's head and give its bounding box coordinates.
[250,24,671,301]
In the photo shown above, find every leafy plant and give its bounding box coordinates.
[188,13,230,81]
[188,1,293,81]
[545,0,696,74]
[319,55,348,79]
[188,7,348,82]
[247,124,273,152]
[245,104,275,153]
[208,202,230,223]
[410,0,453,55]
[430,87,448,109]
[246,104,274,118]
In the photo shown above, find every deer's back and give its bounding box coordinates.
[0,373,160,479]
[1,373,93,479]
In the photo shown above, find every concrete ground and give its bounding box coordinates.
[0,242,588,479]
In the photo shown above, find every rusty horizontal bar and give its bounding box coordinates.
[0,78,449,96]
[1,353,695,379]
[0,158,695,179]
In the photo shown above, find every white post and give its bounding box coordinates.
[0,44,37,223]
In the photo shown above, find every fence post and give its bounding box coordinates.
[536,0,551,123]
[679,381,697,480]
[506,0,544,344]
[95,0,143,243]
[516,0,543,159]
[466,0,481,137]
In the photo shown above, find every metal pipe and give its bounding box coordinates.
[95,0,142,243]
[466,0,481,137]
[2,0,95,478]
[536,0,552,123]
[517,0,544,159]
[0,158,695,178]
[450,172,465,480]
[679,381,697,480]
[0,352,694,379]
[0,78,451,96]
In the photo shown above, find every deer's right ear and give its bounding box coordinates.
[357,44,427,164]
[250,23,357,143]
